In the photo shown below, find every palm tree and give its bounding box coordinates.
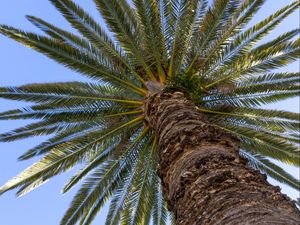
[0,0,299,224]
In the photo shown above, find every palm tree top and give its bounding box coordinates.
[0,0,299,224]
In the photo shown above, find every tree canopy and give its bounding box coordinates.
[0,0,299,224]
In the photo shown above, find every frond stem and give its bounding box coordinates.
[104,110,143,118]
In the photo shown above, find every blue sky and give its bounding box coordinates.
[0,1,299,225]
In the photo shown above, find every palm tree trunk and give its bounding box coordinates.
[144,91,300,225]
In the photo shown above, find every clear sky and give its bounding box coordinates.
[0,1,299,225]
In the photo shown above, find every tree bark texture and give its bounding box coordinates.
[144,91,300,225]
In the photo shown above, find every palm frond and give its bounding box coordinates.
[201,107,300,132]
[230,72,300,101]
[0,26,146,95]
[62,134,132,193]
[187,0,234,72]
[206,34,299,88]
[151,178,169,225]
[93,0,155,81]
[26,16,102,56]
[61,127,150,225]
[49,0,146,85]
[104,135,155,225]
[224,1,299,64]
[0,82,142,105]
[241,150,300,191]
[0,103,140,125]
[203,1,299,83]
[168,0,201,76]
[186,0,266,73]
[252,28,300,52]
[15,177,49,197]
[77,135,146,225]
[236,72,299,86]
[236,39,300,76]
[0,120,69,142]
[214,123,300,166]
[202,89,300,108]
[18,122,104,160]
[0,117,144,196]
[133,0,167,82]
[159,0,179,52]
[130,137,157,225]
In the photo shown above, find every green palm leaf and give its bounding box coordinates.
[18,122,105,160]
[214,123,300,166]
[93,0,155,81]
[61,127,150,225]
[133,0,167,82]
[0,117,144,196]
[104,135,154,225]
[168,0,201,76]
[0,26,146,95]
[187,0,233,72]
[49,0,146,85]
[26,16,102,56]
[203,1,299,85]
[241,150,300,191]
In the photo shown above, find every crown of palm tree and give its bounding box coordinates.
[0,0,299,224]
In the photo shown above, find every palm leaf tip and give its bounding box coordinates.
[0,187,7,196]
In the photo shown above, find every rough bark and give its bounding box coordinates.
[144,91,300,225]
